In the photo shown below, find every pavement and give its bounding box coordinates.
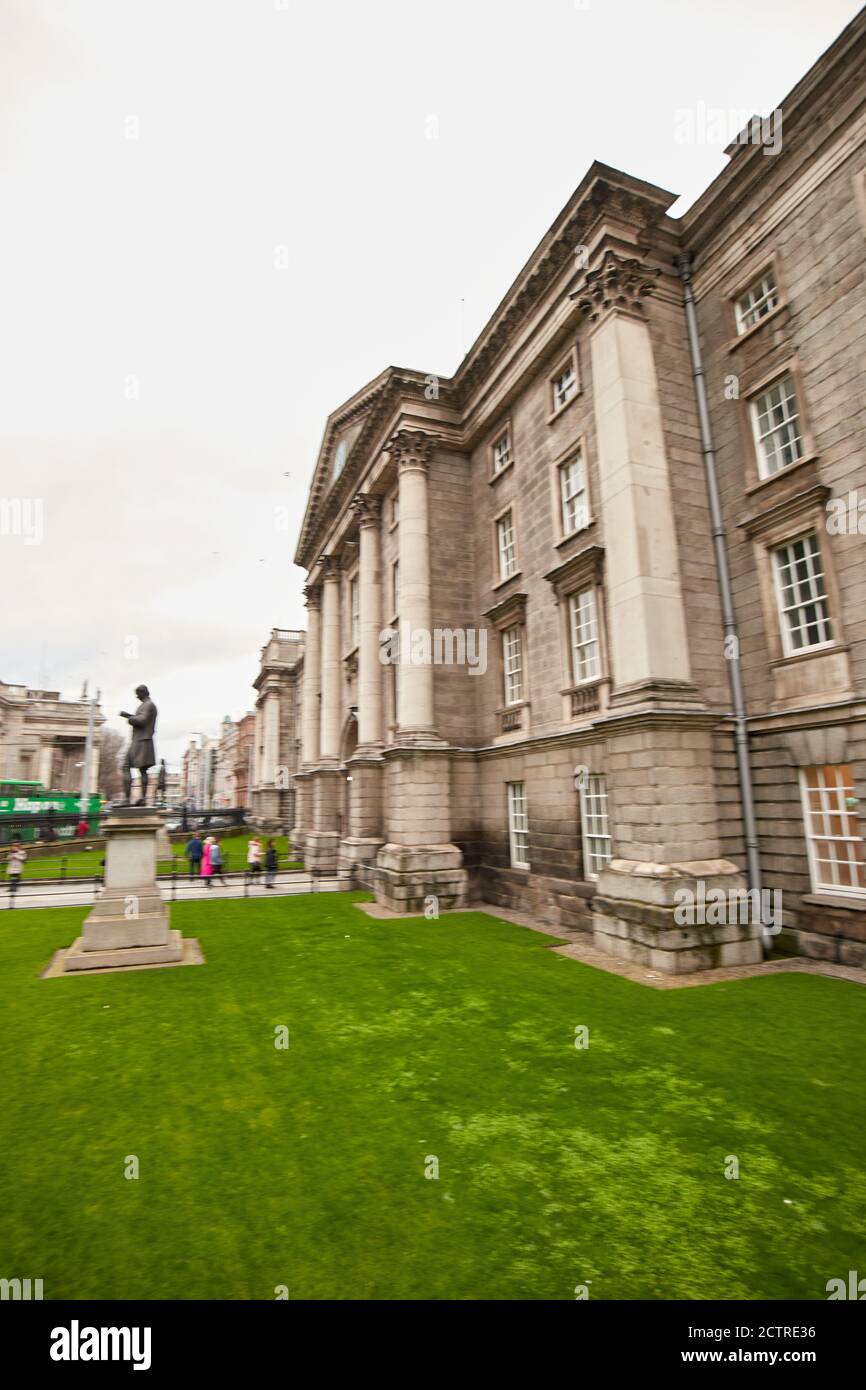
[2,872,349,911]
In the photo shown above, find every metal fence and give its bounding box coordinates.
[5,863,351,910]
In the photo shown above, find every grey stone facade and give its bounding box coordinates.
[292,14,866,970]
[250,630,304,833]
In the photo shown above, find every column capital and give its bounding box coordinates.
[388,429,434,474]
[304,583,321,610]
[319,553,342,580]
[351,493,383,528]
[570,248,661,325]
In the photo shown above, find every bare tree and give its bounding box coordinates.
[97,729,125,800]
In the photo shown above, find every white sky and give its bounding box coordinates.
[1,0,860,768]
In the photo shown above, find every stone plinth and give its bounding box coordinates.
[374,843,469,914]
[592,858,763,974]
[59,807,189,974]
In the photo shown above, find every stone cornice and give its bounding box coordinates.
[738,483,831,540]
[452,165,676,408]
[482,591,528,630]
[294,371,457,569]
[544,543,605,594]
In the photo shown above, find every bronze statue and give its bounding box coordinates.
[120,685,158,804]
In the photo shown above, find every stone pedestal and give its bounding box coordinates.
[374,843,468,913]
[592,858,763,975]
[304,767,343,872]
[60,808,190,974]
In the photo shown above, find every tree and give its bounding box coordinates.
[97,729,125,801]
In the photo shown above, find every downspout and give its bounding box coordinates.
[677,252,768,954]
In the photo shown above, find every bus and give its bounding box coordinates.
[0,781,103,844]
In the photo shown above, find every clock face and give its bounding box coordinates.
[333,441,347,479]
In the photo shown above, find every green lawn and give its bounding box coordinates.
[1,893,863,1300]
[1,833,303,880]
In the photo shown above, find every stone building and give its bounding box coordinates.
[250,630,304,831]
[179,735,217,809]
[0,681,103,792]
[213,716,238,807]
[292,14,866,971]
[234,712,256,811]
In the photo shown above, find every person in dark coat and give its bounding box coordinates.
[120,685,158,804]
[185,833,203,881]
[264,839,278,889]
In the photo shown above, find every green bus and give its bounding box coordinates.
[0,781,103,844]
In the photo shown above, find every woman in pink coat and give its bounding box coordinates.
[201,836,213,888]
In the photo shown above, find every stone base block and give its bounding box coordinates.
[339,837,385,872]
[592,858,763,975]
[305,831,339,873]
[82,911,172,952]
[61,929,185,973]
[373,843,469,913]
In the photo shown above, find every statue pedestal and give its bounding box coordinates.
[60,808,193,973]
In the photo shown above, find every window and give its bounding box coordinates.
[350,577,360,649]
[492,429,512,475]
[502,625,523,705]
[507,781,530,869]
[580,774,611,878]
[772,533,833,655]
[391,560,400,617]
[559,451,588,536]
[750,374,803,478]
[497,511,517,581]
[800,764,866,898]
[569,586,601,683]
[735,270,779,334]
[551,351,578,413]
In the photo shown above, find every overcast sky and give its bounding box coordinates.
[1,0,860,768]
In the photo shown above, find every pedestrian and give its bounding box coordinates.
[247,836,262,879]
[210,835,227,886]
[201,836,214,888]
[185,832,203,881]
[76,816,89,838]
[264,839,278,888]
[6,835,26,899]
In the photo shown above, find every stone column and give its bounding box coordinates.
[306,557,342,872]
[352,494,384,752]
[300,586,321,767]
[588,300,692,704]
[38,742,53,788]
[340,494,386,875]
[319,556,342,763]
[577,254,754,973]
[391,430,438,742]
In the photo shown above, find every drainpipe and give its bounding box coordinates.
[677,252,768,953]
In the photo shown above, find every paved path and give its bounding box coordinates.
[2,873,348,911]
[353,900,866,990]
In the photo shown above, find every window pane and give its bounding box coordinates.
[801,763,866,897]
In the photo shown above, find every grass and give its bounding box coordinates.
[0,893,864,1300]
[1,833,303,880]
